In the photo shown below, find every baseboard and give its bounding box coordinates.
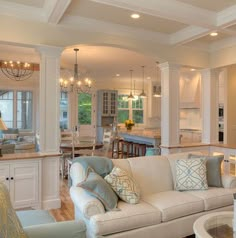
[42,198,61,210]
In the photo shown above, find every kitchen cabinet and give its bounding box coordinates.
[98,90,118,116]
[0,159,40,209]
[97,90,118,142]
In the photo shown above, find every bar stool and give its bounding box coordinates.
[120,140,133,158]
[132,143,141,157]
[112,138,123,158]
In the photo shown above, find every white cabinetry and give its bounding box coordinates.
[0,159,40,209]
[99,90,118,116]
[97,90,118,142]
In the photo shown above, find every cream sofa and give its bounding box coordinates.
[70,152,236,238]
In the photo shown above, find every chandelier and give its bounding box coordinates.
[60,48,93,94]
[0,60,34,81]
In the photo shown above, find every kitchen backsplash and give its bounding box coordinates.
[179,108,201,130]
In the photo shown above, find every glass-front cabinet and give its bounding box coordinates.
[100,90,117,116]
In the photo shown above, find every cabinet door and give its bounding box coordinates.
[109,91,117,116]
[10,161,39,208]
[102,91,109,115]
[0,164,10,189]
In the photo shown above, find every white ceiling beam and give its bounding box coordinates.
[43,0,72,24]
[90,0,216,28]
[61,15,168,44]
[169,26,210,45]
[217,5,236,28]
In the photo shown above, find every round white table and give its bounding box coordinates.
[193,211,234,238]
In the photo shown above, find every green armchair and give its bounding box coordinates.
[0,182,86,238]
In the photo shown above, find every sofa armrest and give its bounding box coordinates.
[222,174,236,188]
[70,186,105,219]
[24,220,86,238]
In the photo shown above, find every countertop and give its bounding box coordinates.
[119,128,161,139]
[0,152,61,161]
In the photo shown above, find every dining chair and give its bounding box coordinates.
[92,128,113,157]
[73,135,96,157]
[60,130,74,178]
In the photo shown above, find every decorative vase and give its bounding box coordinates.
[126,126,132,131]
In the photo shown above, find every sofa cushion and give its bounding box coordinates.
[127,157,173,196]
[90,200,161,236]
[16,210,55,227]
[142,191,204,222]
[186,187,236,210]
[105,166,140,204]
[175,158,208,191]
[77,171,119,211]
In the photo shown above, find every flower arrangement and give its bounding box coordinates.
[125,119,135,130]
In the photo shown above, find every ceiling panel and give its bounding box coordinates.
[5,0,45,8]
[177,0,236,12]
[66,0,187,34]
[61,45,158,82]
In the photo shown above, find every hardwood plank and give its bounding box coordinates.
[49,178,74,221]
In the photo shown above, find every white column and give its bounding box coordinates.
[159,62,180,147]
[36,45,63,153]
[201,68,219,144]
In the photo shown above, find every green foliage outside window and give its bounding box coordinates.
[78,93,92,125]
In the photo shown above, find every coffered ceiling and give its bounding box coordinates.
[1,0,236,83]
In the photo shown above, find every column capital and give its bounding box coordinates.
[159,62,181,71]
[35,45,64,57]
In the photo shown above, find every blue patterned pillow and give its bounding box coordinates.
[175,158,208,191]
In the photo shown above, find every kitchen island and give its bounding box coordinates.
[118,128,161,147]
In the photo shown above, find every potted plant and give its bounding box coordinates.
[125,119,135,131]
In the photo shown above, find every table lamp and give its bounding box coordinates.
[0,111,8,157]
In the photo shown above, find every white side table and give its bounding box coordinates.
[193,211,234,238]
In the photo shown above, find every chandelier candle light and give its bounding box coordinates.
[0,60,34,81]
[60,48,92,93]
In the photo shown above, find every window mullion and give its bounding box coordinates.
[14,90,17,128]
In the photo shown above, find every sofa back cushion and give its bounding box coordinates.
[127,156,173,196]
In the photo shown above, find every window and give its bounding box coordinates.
[17,91,33,129]
[0,90,33,130]
[118,94,144,124]
[78,93,92,125]
[60,92,68,129]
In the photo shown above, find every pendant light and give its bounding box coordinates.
[128,69,135,100]
[139,65,147,98]
[153,62,161,97]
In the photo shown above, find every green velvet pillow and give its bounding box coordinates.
[188,154,224,187]
[77,171,119,211]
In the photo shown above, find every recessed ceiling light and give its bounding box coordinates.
[131,13,140,19]
[116,74,120,77]
[210,32,218,37]
[147,77,151,79]
[190,68,196,71]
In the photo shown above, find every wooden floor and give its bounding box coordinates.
[49,177,74,221]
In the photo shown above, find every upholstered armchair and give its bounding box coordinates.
[0,182,86,238]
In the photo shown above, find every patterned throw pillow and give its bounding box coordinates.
[0,183,27,238]
[105,166,140,204]
[175,158,208,191]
